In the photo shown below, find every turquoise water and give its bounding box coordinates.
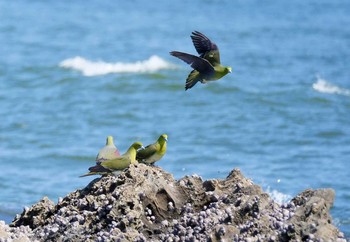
[1,0,350,237]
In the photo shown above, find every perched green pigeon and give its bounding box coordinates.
[80,141,144,177]
[136,134,168,165]
[96,136,120,163]
[170,31,232,90]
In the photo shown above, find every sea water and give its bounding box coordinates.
[0,0,349,237]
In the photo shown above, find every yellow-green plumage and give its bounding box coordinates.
[136,134,168,165]
[170,31,232,90]
[80,141,143,177]
[95,136,120,163]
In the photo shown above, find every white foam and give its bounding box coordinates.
[266,186,292,205]
[312,77,350,96]
[59,55,176,76]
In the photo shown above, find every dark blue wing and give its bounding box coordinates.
[170,51,215,76]
[191,31,221,65]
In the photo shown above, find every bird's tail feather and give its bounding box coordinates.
[185,70,202,90]
[88,164,111,172]
[79,164,111,177]
[79,172,99,177]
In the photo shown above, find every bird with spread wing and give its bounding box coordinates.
[170,31,231,90]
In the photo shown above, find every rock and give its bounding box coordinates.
[0,220,36,241]
[11,197,55,229]
[6,164,346,241]
[287,189,343,241]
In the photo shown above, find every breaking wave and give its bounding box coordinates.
[59,55,176,76]
[312,77,350,96]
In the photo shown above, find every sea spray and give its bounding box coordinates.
[59,55,176,76]
[265,186,292,205]
[313,77,350,97]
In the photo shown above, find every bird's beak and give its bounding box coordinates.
[228,67,232,73]
[138,146,145,151]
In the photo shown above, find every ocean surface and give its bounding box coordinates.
[1,0,350,237]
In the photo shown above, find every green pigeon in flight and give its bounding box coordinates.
[170,31,232,90]
[80,141,144,177]
[95,136,120,163]
[136,134,168,165]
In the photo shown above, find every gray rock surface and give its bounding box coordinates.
[3,164,346,241]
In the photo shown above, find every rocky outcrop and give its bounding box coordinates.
[4,164,346,241]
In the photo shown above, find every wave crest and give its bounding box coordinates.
[59,55,175,76]
[312,77,350,96]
